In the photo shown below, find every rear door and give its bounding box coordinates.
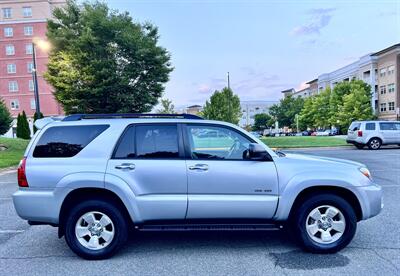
[379,122,398,144]
[106,123,188,221]
[184,123,279,219]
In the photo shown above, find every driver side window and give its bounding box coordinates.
[186,125,252,160]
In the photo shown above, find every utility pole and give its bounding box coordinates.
[32,42,41,115]
[227,72,230,89]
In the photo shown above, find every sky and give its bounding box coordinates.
[106,0,400,109]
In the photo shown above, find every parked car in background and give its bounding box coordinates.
[250,131,262,138]
[316,130,330,136]
[13,114,382,259]
[347,120,400,150]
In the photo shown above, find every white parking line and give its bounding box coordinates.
[0,230,24,234]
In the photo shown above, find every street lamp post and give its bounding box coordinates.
[31,42,41,115]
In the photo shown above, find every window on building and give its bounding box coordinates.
[388,65,395,75]
[27,62,34,73]
[29,80,34,91]
[380,85,386,94]
[5,44,15,55]
[2,8,12,19]
[30,99,36,110]
[26,44,33,55]
[389,102,395,111]
[8,81,18,92]
[4,27,13,37]
[388,83,395,93]
[24,26,33,36]
[7,64,16,74]
[10,100,19,110]
[380,103,387,112]
[23,7,32,17]
[380,68,386,78]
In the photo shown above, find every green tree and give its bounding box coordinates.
[253,113,273,131]
[33,111,44,133]
[45,1,173,114]
[313,88,331,129]
[298,96,316,130]
[202,87,241,124]
[0,99,13,135]
[269,95,304,128]
[157,98,175,114]
[337,81,373,133]
[16,111,30,139]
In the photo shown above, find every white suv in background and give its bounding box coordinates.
[347,121,400,150]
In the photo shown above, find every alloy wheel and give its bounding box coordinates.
[305,205,346,244]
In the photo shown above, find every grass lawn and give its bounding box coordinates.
[0,137,30,169]
[260,136,349,149]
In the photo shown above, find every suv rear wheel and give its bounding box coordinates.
[64,199,128,260]
[368,138,382,150]
[292,193,357,253]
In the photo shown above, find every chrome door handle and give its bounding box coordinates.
[188,164,209,171]
[115,163,135,170]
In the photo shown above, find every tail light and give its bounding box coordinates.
[17,157,28,187]
[357,130,363,137]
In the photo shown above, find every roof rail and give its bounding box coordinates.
[62,113,203,121]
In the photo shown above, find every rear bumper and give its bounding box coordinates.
[346,138,366,145]
[13,188,66,224]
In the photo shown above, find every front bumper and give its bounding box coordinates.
[354,184,383,220]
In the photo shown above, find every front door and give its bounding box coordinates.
[106,123,187,221]
[184,124,279,219]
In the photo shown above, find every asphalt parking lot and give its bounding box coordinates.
[0,147,399,275]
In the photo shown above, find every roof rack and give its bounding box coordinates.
[62,113,203,121]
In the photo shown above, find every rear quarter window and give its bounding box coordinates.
[33,125,109,158]
[365,123,376,130]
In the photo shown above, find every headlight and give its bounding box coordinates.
[359,167,372,180]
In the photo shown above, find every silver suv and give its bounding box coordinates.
[13,114,383,259]
[347,120,400,150]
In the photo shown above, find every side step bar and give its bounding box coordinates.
[139,224,283,232]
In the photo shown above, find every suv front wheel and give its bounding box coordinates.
[292,194,357,253]
[64,199,128,260]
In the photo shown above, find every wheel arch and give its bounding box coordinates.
[58,188,133,238]
[288,186,363,222]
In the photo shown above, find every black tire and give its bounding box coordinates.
[64,199,128,260]
[291,193,357,253]
[368,138,382,150]
[355,144,364,149]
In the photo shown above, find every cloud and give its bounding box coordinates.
[291,8,336,36]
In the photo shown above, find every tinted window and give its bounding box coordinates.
[365,123,375,130]
[33,125,109,158]
[380,122,397,131]
[135,125,179,159]
[114,126,135,159]
[349,122,361,131]
[187,125,252,160]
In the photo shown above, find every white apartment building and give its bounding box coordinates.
[239,100,278,127]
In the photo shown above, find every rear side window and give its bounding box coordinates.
[113,124,180,159]
[365,123,375,130]
[33,125,109,158]
[379,122,397,131]
[136,125,179,159]
[349,122,361,131]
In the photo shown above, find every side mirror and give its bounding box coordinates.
[246,143,271,161]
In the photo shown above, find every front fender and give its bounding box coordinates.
[274,170,363,221]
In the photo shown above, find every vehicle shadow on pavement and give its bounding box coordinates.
[119,230,349,270]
